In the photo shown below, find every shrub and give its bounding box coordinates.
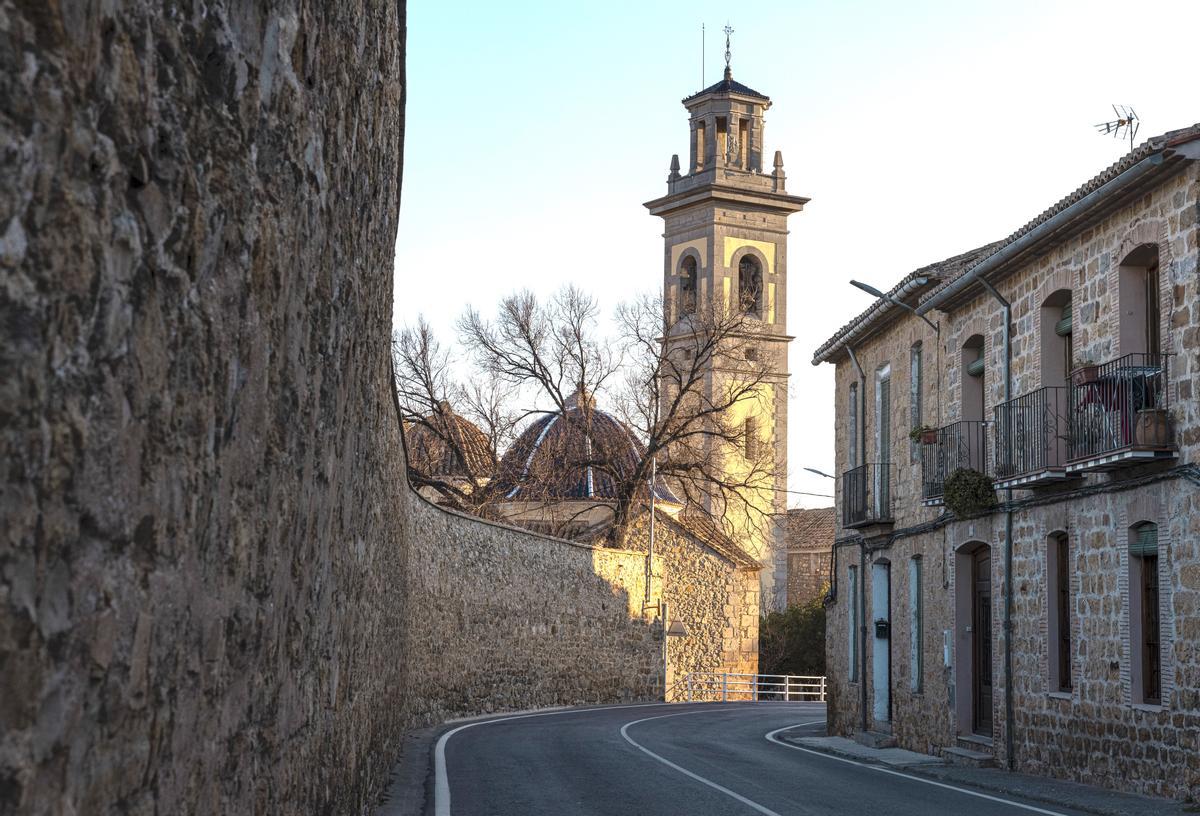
[943,467,997,518]
[759,596,826,678]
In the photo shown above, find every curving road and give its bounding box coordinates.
[435,702,1092,816]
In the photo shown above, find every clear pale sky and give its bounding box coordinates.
[393,0,1199,509]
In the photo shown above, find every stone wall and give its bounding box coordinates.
[0,2,410,813]
[401,498,665,726]
[787,550,830,608]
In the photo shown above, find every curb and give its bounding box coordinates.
[778,736,1181,816]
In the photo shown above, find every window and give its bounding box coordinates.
[679,256,697,316]
[909,344,923,463]
[848,565,859,682]
[962,335,985,422]
[744,416,759,460]
[910,556,923,692]
[1129,522,1161,704]
[738,255,762,315]
[1047,532,1072,692]
[1040,290,1072,388]
[1146,262,1161,355]
[848,383,859,470]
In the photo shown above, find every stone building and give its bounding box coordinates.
[785,507,835,607]
[813,125,1200,799]
[645,61,809,613]
[403,401,496,506]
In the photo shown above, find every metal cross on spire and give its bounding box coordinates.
[723,24,734,74]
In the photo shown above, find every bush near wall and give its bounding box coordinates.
[759,596,826,677]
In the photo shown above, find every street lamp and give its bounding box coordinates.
[803,466,835,479]
[849,279,940,334]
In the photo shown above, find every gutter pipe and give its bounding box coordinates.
[846,346,869,735]
[978,277,1016,772]
[916,154,1165,317]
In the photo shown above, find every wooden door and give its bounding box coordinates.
[972,548,993,736]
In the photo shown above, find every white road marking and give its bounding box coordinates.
[435,702,669,816]
[619,709,827,816]
[764,722,1073,816]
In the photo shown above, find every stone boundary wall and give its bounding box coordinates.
[400,494,664,727]
[0,2,412,813]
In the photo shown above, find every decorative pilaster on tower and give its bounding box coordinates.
[643,61,810,613]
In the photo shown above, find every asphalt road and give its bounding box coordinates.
[436,702,1097,816]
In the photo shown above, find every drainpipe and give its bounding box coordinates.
[979,278,1015,771]
[846,346,869,734]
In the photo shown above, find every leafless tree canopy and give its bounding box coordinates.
[392,318,518,513]
[394,284,782,546]
[611,291,780,543]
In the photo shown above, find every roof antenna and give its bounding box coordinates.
[1095,105,1140,151]
[723,23,734,79]
[701,23,705,89]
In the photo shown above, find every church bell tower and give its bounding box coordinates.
[644,45,808,612]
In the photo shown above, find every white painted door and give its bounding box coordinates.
[871,561,891,724]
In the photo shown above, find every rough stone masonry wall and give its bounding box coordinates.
[0,2,414,813]
[401,499,664,726]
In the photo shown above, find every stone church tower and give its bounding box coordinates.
[644,59,808,612]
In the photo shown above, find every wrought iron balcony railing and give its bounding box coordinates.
[920,420,989,501]
[1067,352,1174,470]
[993,386,1071,485]
[842,463,893,528]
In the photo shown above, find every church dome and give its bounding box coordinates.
[491,391,679,504]
[404,401,496,482]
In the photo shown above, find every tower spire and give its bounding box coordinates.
[723,24,734,79]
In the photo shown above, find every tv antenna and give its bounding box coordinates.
[1095,105,1140,151]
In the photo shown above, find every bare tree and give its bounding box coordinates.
[456,283,781,546]
[457,286,618,417]
[392,318,517,513]
[609,291,782,545]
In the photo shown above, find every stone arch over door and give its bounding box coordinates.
[953,539,994,737]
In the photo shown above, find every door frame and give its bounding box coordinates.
[954,541,993,738]
[871,559,892,726]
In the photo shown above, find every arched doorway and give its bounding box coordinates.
[955,541,993,737]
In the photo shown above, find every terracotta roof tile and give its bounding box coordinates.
[785,507,835,551]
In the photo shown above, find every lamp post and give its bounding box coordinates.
[849,280,940,334]
[803,467,835,479]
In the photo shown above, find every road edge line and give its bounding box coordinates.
[764,724,1072,816]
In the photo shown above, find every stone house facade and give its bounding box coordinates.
[813,125,1200,799]
[785,507,835,607]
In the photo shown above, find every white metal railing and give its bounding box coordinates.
[681,672,827,703]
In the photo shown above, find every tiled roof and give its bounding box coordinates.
[811,123,1200,366]
[810,242,1001,364]
[490,397,679,504]
[404,403,496,480]
[918,123,1200,307]
[669,511,761,570]
[683,72,769,104]
[785,507,835,551]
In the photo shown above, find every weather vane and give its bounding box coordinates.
[724,24,734,72]
[1095,105,1140,151]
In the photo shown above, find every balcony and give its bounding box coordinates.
[993,387,1074,489]
[920,421,988,505]
[842,463,893,529]
[1066,353,1177,473]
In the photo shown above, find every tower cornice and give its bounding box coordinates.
[644,183,809,218]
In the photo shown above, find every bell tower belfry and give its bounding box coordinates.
[644,55,808,612]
